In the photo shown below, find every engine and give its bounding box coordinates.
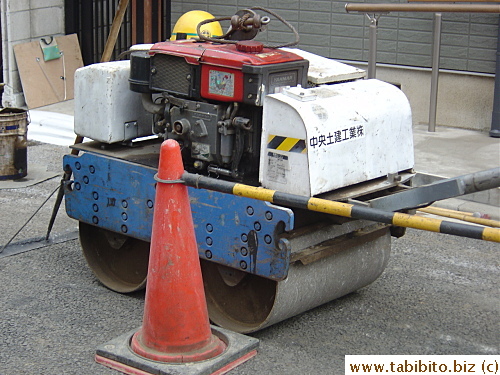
[127,40,309,182]
[74,41,413,195]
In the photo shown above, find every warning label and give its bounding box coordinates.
[267,151,289,184]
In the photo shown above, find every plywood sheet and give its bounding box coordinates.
[13,34,83,109]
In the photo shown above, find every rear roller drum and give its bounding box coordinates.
[201,228,391,333]
[79,222,150,293]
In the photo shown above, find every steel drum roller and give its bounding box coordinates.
[79,222,149,293]
[201,228,391,333]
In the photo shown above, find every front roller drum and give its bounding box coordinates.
[201,228,391,333]
[79,222,150,293]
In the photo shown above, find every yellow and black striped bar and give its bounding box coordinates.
[182,172,500,243]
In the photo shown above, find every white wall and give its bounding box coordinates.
[1,0,65,107]
[372,65,494,132]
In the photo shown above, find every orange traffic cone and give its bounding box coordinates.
[130,138,225,362]
[95,139,258,374]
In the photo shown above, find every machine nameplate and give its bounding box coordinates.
[269,71,298,93]
[267,151,289,184]
[191,112,212,121]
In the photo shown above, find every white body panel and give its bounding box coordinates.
[74,61,153,143]
[281,48,366,84]
[260,79,414,196]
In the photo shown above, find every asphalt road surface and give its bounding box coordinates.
[0,227,498,375]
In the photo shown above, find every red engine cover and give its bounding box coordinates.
[150,39,304,69]
[150,39,307,103]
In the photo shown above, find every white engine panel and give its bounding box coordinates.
[259,79,414,196]
[281,47,366,84]
[74,61,153,143]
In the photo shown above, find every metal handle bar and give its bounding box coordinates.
[345,3,500,13]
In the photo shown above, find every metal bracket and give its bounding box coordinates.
[370,168,500,212]
[369,178,464,211]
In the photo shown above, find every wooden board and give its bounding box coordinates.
[13,34,83,109]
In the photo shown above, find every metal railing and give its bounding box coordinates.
[345,3,500,132]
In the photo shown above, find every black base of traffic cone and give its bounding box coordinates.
[96,326,258,375]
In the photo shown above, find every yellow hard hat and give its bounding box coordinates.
[171,10,223,40]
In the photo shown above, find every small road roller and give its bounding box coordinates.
[61,8,499,333]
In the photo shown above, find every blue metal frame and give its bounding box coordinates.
[63,151,295,280]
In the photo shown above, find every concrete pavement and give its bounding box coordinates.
[0,221,497,375]
[412,124,499,220]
